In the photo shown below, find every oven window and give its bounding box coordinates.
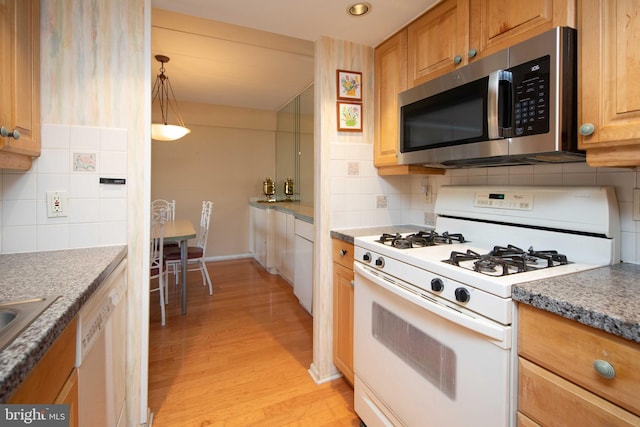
[372,302,456,399]
[401,76,488,151]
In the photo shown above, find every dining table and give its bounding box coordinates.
[162,219,196,315]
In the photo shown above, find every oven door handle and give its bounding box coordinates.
[354,263,510,347]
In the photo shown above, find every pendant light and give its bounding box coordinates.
[151,55,191,141]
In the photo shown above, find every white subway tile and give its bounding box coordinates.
[3,200,36,226]
[2,226,36,253]
[3,173,37,200]
[37,224,69,251]
[99,150,127,175]
[99,221,127,245]
[41,124,70,149]
[37,148,70,174]
[69,223,100,248]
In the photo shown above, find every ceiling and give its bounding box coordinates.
[151,0,437,111]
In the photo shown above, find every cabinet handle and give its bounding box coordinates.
[350,280,354,287]
[339,249,347,257]
[453,55,462,65]
[579,123,595,136]
[468,48,477,58]
[593,359,616,379]
[0,127,20,140]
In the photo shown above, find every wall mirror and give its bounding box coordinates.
[276,84,314,204]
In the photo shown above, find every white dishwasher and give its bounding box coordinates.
[293,218,314,314]
[76,259,128,427]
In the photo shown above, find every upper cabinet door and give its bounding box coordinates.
[374,29,408,166]
[408,0,469,87]
[0,0,40,169]
[578,0,640,167]
[470,0,575,59]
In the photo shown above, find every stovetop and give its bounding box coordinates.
[352,186,620,325]
[354,231,606,299]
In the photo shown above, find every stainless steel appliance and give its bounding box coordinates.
[397,27,581,168]
[353,186,619,427]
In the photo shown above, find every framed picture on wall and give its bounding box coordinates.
[336,69,362,101]
[337,101,363,132]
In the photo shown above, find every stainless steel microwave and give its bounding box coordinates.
[397,27,583,168]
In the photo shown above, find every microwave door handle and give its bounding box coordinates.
[487,70,513,139]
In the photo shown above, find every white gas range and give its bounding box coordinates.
[353,186,620,427]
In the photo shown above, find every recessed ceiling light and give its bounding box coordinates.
[347,3,371,16]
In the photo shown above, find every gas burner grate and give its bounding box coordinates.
[443,245,569,276]
[376,231,466,249]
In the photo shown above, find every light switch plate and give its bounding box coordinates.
[634,189,640,221]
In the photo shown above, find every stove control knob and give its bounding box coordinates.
[375,257,385,268]
[455,287,471,303]
[430,278,444,292]
[362,252,372,263]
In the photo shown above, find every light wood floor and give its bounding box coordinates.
[148,258,360,426]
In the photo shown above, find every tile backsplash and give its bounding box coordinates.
[0,124,128,253]
[330,142,640,264]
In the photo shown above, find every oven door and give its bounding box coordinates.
[353,262,512,427]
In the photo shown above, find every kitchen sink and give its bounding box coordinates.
[0,296,59,351]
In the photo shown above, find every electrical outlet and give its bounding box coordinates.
[425,185,433,203]
[634,188,640,221]
[46,191,68,218]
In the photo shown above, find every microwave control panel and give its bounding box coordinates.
[511,55,550,137]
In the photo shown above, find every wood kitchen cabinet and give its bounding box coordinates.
[408,0,469,86]
[373,30,445,175]
[332,238,354,385]
[517,304,640,426]
[577,0,640,167]
[0,0,40,170]
[8,317,78,427]
[374,29,407,168]
[408,0,575,87]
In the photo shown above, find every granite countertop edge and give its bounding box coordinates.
[513,262,640,344]
[0,245,127,402]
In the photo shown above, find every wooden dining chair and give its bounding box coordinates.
[165,201,214,295]
[150,213,168,326]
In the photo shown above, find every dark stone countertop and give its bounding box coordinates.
[513,262,640,344]
[0,245,127,402]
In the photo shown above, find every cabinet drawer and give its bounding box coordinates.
[332,239,354,270]
[519,304,640,416]
[519,358,640,426]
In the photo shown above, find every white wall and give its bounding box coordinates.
[0,0,148,424]
[329,144,640,264]
[0,125,128,253]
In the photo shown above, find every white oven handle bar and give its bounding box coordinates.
[354,262,511,348]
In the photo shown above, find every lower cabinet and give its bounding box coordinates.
[332,238,354,385]
[8,317,78,427]
[518,304,640,426]
[249,205,277,273]
[275,209,295,283]
[293,219,314,314]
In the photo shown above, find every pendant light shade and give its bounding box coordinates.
[151,55,191,141]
